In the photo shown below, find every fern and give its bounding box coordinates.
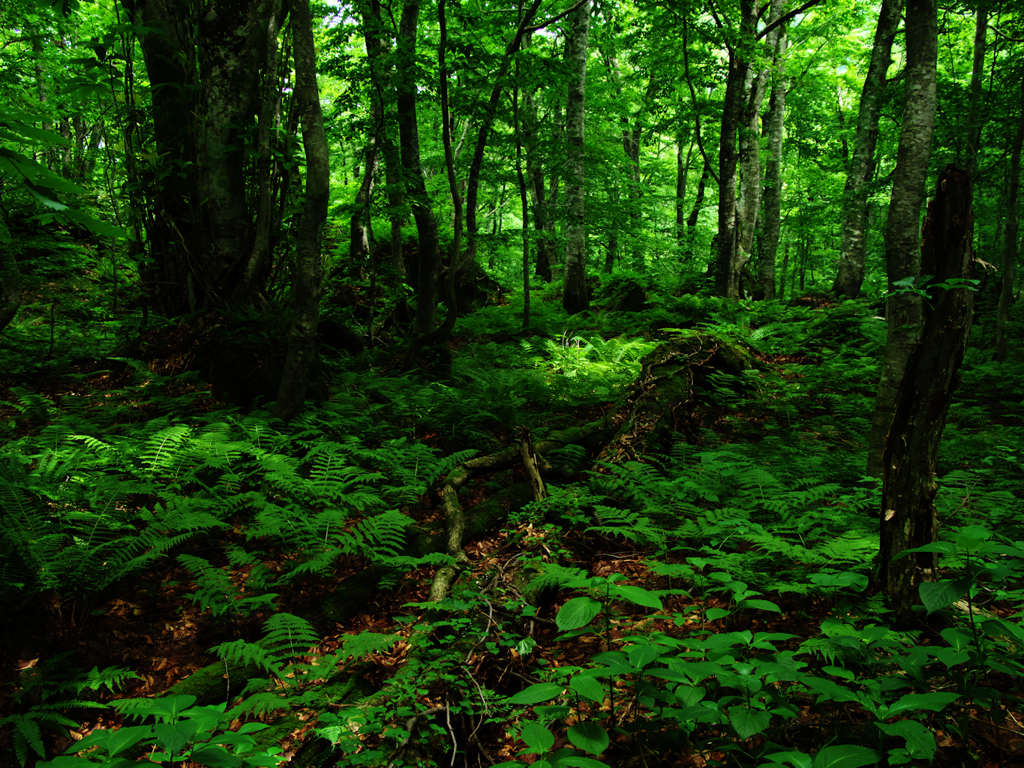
[587,505,667,552]
[211,613,320,680]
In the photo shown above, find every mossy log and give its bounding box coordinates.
[600,332,762,461]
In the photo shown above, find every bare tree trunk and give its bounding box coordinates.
[562,0,591,315]
[736,0,783,267]
[233,0,283,306]
[395,0,441,338]
[867,0,938,478]
[833,0,903,299]
[964,0,989,177]
[996,71,1023,363]
[523,75,553,282]
[462,0,544,263]
[759,22,787,300]
[274,0,330,420]
[881,166,973,628]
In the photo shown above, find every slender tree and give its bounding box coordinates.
[996,68,1024,363]
[832,0,903,299]
[562,0,591,315]
[867,0,938,478]
[274,0,330,420]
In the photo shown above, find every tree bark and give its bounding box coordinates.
[522,74,554,282]
[867,0,938,478]
[273,0,330,421]
[395,0,442,338]
[233,0,284,306]
[995,70,1023,363]
[735,0,783,269]
[715,0,755,299]
[759,22,787,300]
[880,165,974,628]
[833,0,903,299]
[463,0,545,264]
[561,0,591,315]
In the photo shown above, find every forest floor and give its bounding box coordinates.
[2,282,1024,768]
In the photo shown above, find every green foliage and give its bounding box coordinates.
[1,657,138,768]
[38,695,283,768]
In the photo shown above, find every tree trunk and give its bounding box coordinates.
[273,0,330,421]
[995,70,1023,363]
[676,127,693,250]
[462,0,544,264]
[523,75,553,282]
[881,166,974,628]
[562,0,591,316]
[736,0,783,269]
[963,0,989,177]
[715,0,754,299]
[867,0,938,478]
[233,0,284,306]
[395,0,442,338]
[759,22,787,300]
[833,0,903,299]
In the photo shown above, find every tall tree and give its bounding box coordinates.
[995,67,1024,363]
[758,19,788,299]
[394,0,442,339]
[122,0,279,315]
[274,0,330,420]
[832,0,903,299]
[867,0,939,478]
[562,0,591,315]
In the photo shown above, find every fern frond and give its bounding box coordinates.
[211,639,285,678]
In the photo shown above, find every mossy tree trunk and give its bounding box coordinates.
[880,165,974,628]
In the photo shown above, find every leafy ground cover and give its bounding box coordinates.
[2,275,1024,768]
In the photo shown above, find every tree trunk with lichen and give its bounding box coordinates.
[880,165,974,628]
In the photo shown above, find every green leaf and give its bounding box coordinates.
[739,598,781,613]
[569,676,605,703]
[611,584,662,610]
[508,683,564,705]
[567,722,609,756]
[705,607,731,622]
[877,719,937,760]
[728,706,771,739]
[888,692,959,715]
[626,644,663,669]
[812,745,881,768]
[104,725,153,757]
[519,722,555,753]
[919,579,971,614]
[556,597,602,631]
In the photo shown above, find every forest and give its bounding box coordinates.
[1,0,1023,766]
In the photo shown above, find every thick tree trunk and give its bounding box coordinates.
[274,0,330,421]
[759,23,787,300]
[195,1,268,307]
[995,71,1023,363]
[833,0,903,299]
[881,166,974,628]
[867,0,937,478]
[562,0,591,315]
